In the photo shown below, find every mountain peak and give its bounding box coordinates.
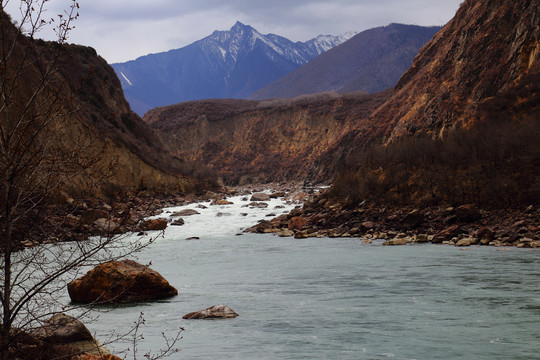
[230,21,253,33]
[112,23,354,115]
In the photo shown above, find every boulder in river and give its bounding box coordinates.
[183,305,239,319]
[211,199,234,205]
[170,218,185,226]
[172,209,200,216]
[68,260,178,304]
[382,238,411,246]
[139,218,168,231]
[270,191,286,198]
[250,193,270,202]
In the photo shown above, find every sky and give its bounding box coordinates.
[6,0,464,64]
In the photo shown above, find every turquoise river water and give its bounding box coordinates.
[84,194,540,359]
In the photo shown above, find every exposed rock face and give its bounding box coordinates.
[67,260,178,304]
[183,305,239,319]
[318,0,540,176]
[383,0,540,140]
[145,92,390,184]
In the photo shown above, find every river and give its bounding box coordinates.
[86,193,540,359]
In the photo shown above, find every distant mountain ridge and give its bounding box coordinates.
[113,22,354,115]
[250,23,441,100]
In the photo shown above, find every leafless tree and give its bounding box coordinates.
[0,1,181,359]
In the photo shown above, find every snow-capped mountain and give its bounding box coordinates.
[112,22,353,115]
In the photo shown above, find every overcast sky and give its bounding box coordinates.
[6,0,463,64]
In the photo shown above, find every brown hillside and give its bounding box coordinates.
[145,91,391,184]
[0,11,202,198]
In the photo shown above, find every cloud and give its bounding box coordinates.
[5,0,463,63]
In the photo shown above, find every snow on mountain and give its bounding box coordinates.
[112,22,351,116]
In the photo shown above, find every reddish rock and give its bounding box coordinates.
[80,209,110,225]
[402,210,423,228]
[183,305,238,319]
[270,191,286,198]
[455,204,481,222]
[433,225,464,243]
[139,218,168,231]
[288,216,308,231]
[360,221,376,231]
[68,260,178,304]
[78,355,122,360]
[292,193,309,202]
[91,218,120,235]
[477,227,495,241]
[65,214,81,229]
[172,209,200,216]
[250,193,271,202]
[211,199,234,205]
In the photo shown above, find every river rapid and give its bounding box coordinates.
[86,192,540,360]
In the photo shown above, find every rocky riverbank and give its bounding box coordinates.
[20,191,198,248]
[245,188,540,248]
[26,183,538,250]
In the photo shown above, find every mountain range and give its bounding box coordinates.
[250,23,441,100]
[112,22,354,115]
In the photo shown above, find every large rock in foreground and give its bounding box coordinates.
[31,314,93,344]
[30,313,116,358]
[183,305,239,319]
[68,260,178,304]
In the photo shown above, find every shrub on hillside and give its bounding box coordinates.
[329,118,540,209]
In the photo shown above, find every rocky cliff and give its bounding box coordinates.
[331,0,539,154]
[144,91,391,184]
[314,0,540,208]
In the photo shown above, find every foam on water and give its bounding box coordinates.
[149,193,298,240]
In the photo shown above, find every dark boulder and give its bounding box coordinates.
[183,305,239,319]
